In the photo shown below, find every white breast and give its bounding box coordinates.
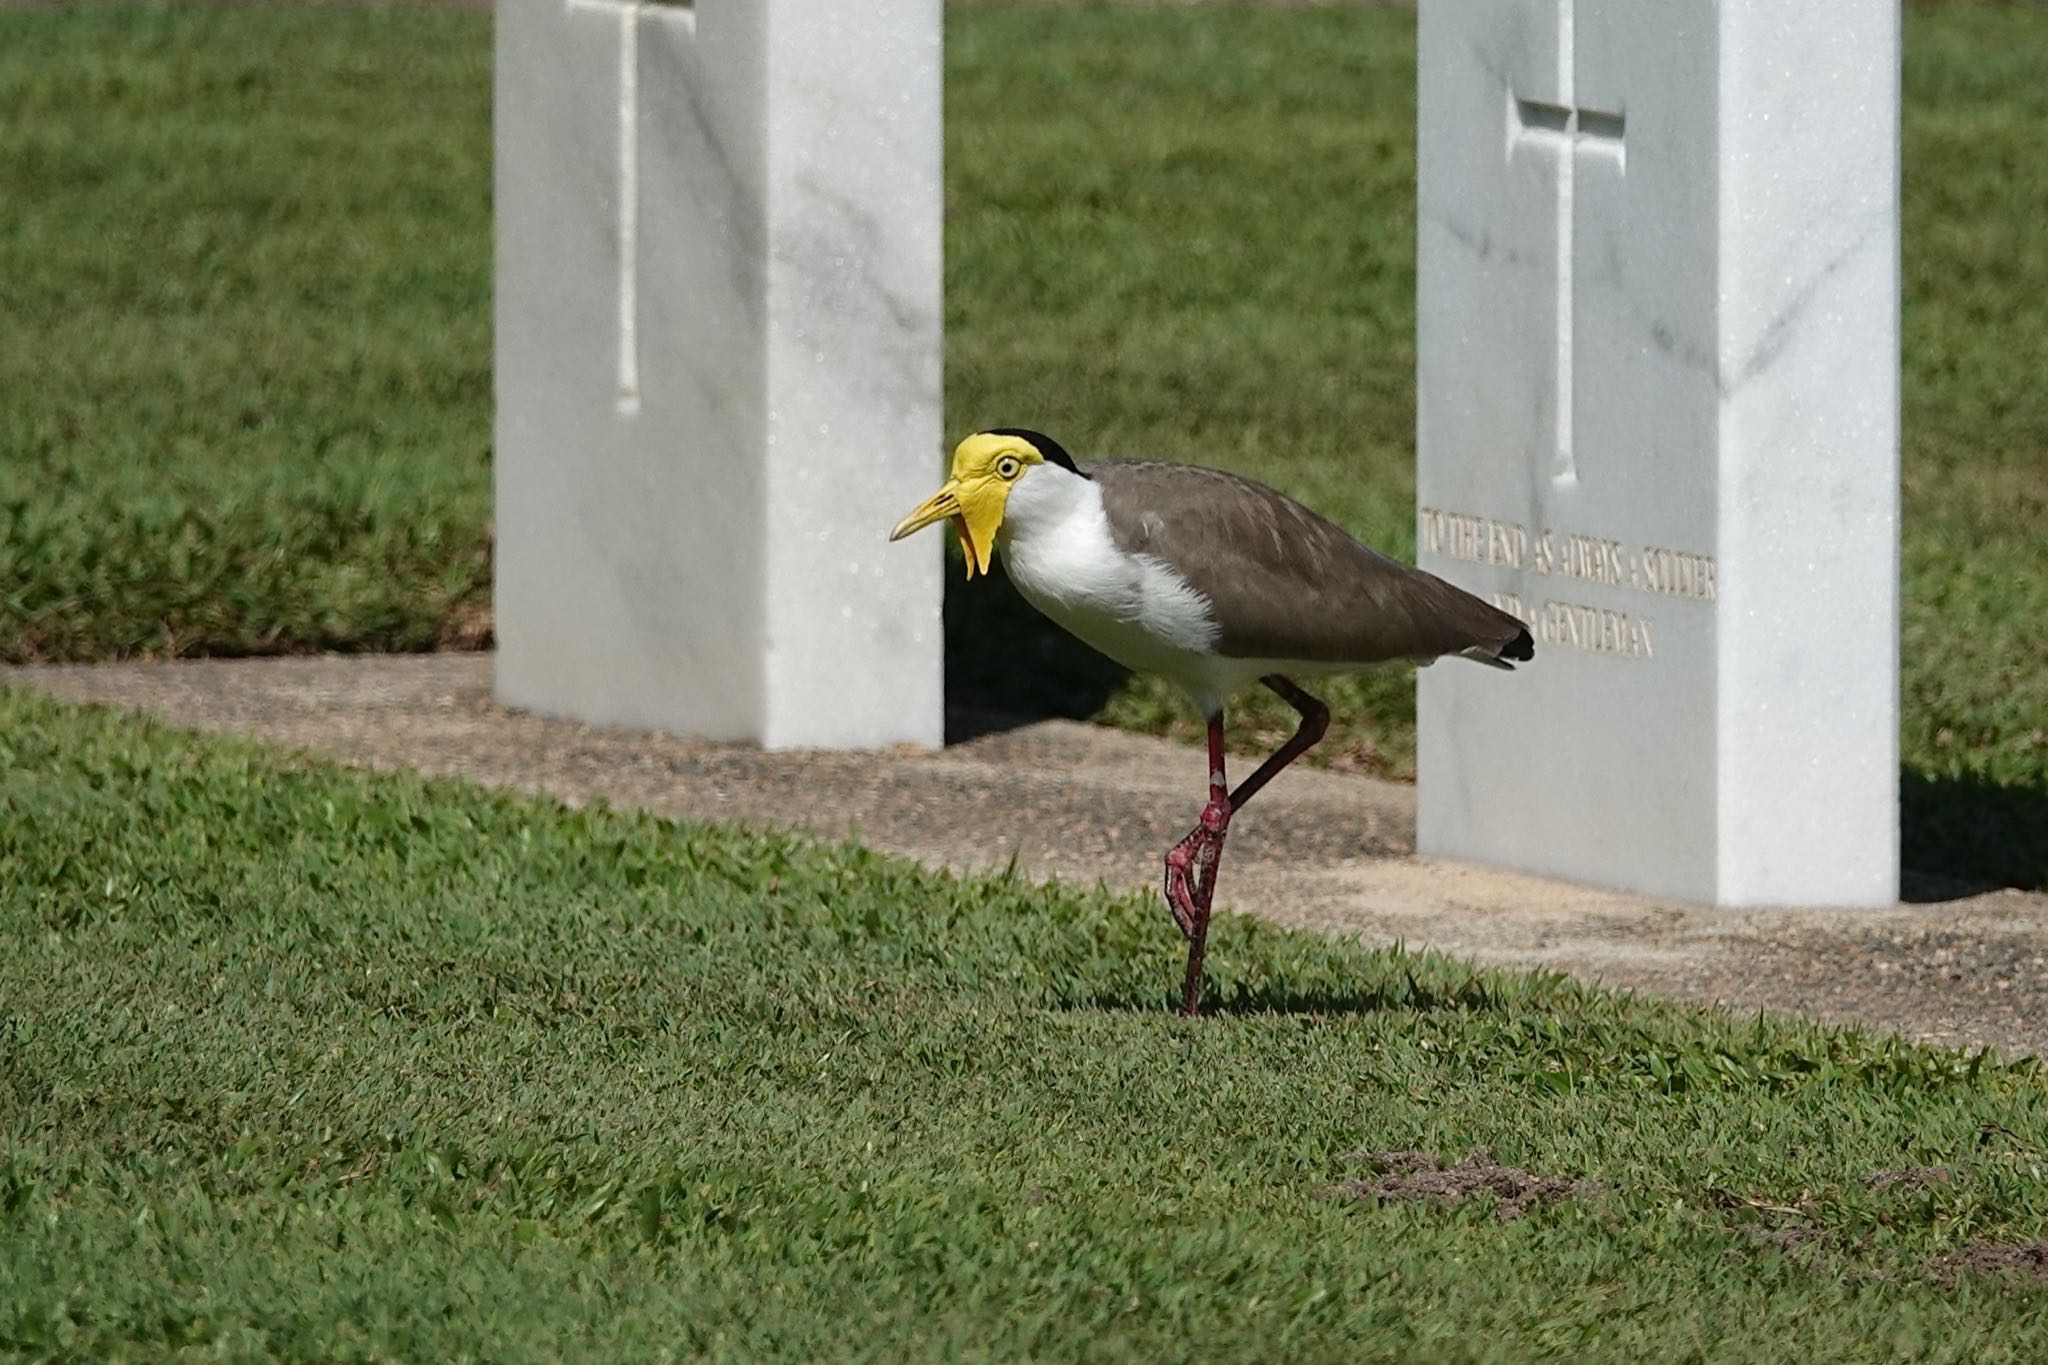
[996,473,1222,682]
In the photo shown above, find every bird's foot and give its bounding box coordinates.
[1161,800,1230,939]
[1162,843,1204,939]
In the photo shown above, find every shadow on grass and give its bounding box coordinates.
[943,564,1128,744]
[1902,770,2048,899]
[1073,973,1510,1020]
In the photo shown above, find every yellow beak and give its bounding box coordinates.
[889,481,960,543]
[890,479,993,579]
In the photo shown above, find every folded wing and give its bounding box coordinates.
[1091,460,1533,668]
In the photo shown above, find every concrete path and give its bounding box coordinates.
[11,654,2047,1058]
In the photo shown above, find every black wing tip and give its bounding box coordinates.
[1503,627,1535,663]
[983,427,1085,477]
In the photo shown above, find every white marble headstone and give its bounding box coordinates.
[1416,0,1899,906]
[495,0,944,749]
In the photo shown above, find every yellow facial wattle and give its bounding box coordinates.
[953,482,1010,579]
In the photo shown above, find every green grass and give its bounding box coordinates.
[0,7,494,660]
[1,4,2043,885]
[4,684,2048,1360]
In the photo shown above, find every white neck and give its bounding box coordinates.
[998,461,1098,549]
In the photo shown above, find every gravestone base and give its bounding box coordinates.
[1416,0,1898,907]
[494,0,944,750]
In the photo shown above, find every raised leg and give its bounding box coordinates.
[1163,713,1230,941]
[1163,676,1330,1017]
[1229,676,1329,809]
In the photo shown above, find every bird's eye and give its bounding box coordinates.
[995,455,1022,480]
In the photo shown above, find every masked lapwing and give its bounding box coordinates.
[891,429,1533,1015]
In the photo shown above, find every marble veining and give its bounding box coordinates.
[1724,211,1889,395]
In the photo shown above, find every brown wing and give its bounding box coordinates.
[1090,460,1532,666]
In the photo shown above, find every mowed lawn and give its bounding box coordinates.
[4,685,2048,1359]
[1,4,2043,884]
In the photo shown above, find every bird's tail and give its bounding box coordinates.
[1457,625,1535,671]
[1398,567,1537,671]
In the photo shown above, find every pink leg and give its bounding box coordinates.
[1162,677,1330,1017]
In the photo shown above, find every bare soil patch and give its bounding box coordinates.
[1932,1240,2048,1288]
[1738,1224,1826,1255]
[1865,1164,1952,1193]
[1326,1148,1604,1222]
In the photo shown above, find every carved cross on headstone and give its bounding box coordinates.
[564,0,697,416]
[1507,0,1625,487]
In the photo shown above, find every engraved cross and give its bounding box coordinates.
[564,0,697,416]
[1507,0,1625,487]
